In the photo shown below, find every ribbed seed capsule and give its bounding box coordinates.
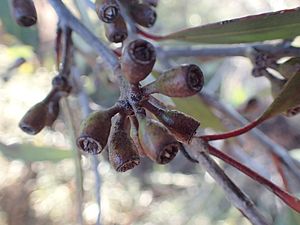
[108,114,140,172]
[130,3,157,28]
[143,101,200,143]
[10,0,37,27]
[121,39,156,84]
[104,16,128,43]
[77,107,119,155]
[45,100,60,127]
[142,64,204,97]
[19,102,48,135]
[95,0,120,23]
[137,115,179,164]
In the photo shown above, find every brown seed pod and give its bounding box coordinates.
[45,100,60,127]
[143,101,200,143]
[104,15,128,43]
[108,114,140,172]
[77,107,119,155]
[137,115,179,164]
[10,0,37,27]
[142,64,204,97]
[121,39,156,84]
[19,102,48,135]
[95,0,120,23]
[130,3,157,28]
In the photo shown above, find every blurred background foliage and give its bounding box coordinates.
[1,0,300,225]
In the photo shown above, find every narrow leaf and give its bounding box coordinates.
[160,7,300,44]
[260,72,300,120]
[0,143,72,162]
[173,95,224,130]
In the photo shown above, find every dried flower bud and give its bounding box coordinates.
[52,74,72,94]
[95,0,120,23]
[108,114,140,172]
[143,0,158,7]
[10,0,37,27]
[144,102,200,143]
[137,115,179,164]
[130,3,157,28]
[121,39,156,84]
[142,64,204,97]
[19,102,48,135]
[77,107,119,154]
[104,16,128,43]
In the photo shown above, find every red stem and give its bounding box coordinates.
[207,144,300,213]
[271,153,290,192]
[112,49,121,57]
[137,27,164,41]
[201,118,264,141]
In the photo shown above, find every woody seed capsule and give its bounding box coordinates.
[104,16,128,43]
[45,100,60,127]
[108,114,140,172]
[10,0,37,27]
[130,3,157,28]
[143,101,200,143]
[121,39,156,84]
[77,107,119,154]
[142,64,204,97]
[137,115,179,164]
[96,0,120,23]
[19,102,48,135]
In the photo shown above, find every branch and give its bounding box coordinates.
[207,144,300,213]
[188,142,270,225]
[48,0,119,70]
[199,91,300,183]
[160,44,300,58]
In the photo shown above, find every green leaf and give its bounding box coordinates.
[173,95,224,131]
[0,143,72,163]
[161,7,300,44]
[260,72,300,120]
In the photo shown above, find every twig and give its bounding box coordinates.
[61,98,85,225]
[48,0,119,70]
[207,144,300,213]
[199,91,300,183]
[74,68,103,225]
[160,44,300,58]
[189,143,270,225]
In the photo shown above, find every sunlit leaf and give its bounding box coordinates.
[160,7,300,44]
[173,95,224,130]
[0,143,72,163]
[260,72,300,120]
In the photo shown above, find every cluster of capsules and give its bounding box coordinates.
[13,0,205,172]
[77,38,205,172]
[95,0,158,43]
